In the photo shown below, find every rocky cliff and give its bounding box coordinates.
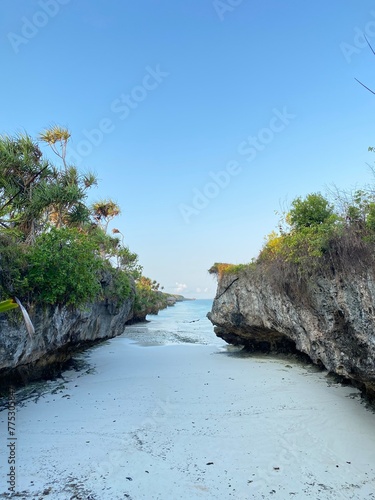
[208,266,375,398]
[0,296,133,379]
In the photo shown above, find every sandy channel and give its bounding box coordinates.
[1,337,375,499]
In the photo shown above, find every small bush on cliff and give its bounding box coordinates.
[208,262,253,277]
[208,263,234,277]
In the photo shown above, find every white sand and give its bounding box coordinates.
[1,337,375,499]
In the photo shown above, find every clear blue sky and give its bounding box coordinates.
[1,0,375,298]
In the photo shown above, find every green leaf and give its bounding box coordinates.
[0,298,18,313]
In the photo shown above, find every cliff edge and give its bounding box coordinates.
[0,296,134,380]
[208,264,375,398]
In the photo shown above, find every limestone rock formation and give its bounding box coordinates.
[0,297,133,377]
[208,268,375,397]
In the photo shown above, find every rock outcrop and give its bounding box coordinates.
[208,267,375,397]
[0,297,133,378]
[165,294,195,306]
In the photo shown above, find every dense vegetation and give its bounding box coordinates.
[0,127,165,316]
[209,185,375,289]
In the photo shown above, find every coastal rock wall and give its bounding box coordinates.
[0,297,133,376]
[208,269,375,396]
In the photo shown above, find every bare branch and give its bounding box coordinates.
[365,34,375,56]
[354,78,375,95]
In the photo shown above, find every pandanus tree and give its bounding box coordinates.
[0,128,98,241]
[39,126,97,229]
[0,134,52,242]
[39,125,70,168]
[92,199,121,233]
[88,200,122,262]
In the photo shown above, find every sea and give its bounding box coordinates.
[123,298,225,347]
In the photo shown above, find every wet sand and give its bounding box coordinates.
[1,336,375,499]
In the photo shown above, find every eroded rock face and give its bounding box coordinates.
[0,298,133,376]
[208,270,375,396]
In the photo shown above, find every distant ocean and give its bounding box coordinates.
[122,298,226,347]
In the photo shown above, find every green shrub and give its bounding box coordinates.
[27,227,102,307]
[288,193,334,230]
[0,234,29,299]
[133,277,168,319]
[101,263,132,302]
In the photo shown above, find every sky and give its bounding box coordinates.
[1,1,375,298]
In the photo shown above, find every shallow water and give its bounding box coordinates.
[124,299,225,346]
